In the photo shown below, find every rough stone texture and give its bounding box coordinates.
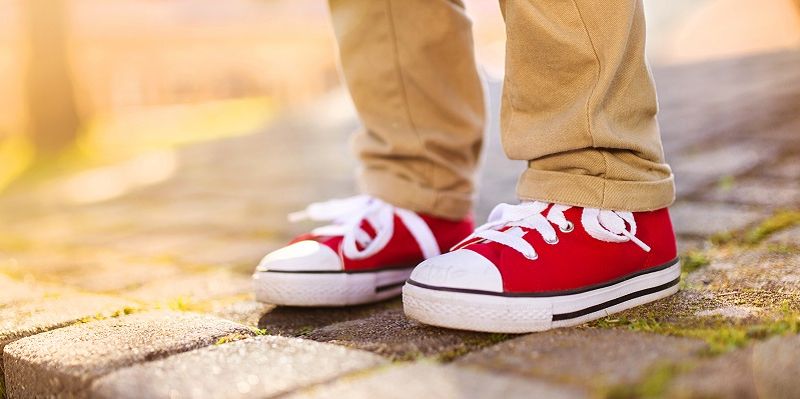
[286,363,588,399]
[666,347,758,399]
[0,274,46,305]
[305,308,510,360]
[258,299,401,336]
[752,334,800,399]
[703,178,800,208]
[456,329,706,391]
[208,299,274,328]
[0,294,133,349]
[670,202,766,237]
[767,225,800,247]
[90,336,386,399]
[670,141,777,196]
[3,311,253,398]
[120,270,251,304]
[686,250,800,304]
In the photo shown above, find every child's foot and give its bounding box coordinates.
[402,202,679,333]
[253,195,473,306]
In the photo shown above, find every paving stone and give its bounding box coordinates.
[305,308,511,361]
[456,329,706,391]
[665,347,757,399]
[286,363,588,399]
[121,270,251,304]
[751,334,800,399]
[171,238,269,269]
[90,335,386,399]
[703,178,800,208]
[670,202,766,237]
[686,250,800,300]
[0,274,45,305]
[58,260,184,293]
[208,299,274,328]
[3,311,253,398]
[671,141,776,196]
[258,299,401,336]
[767,225,800,247]
[0,293,133,350]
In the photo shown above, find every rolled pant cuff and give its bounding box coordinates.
[359,169,473,220]
[517,169,676,212]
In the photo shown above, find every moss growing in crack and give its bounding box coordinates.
[436,333,512,362]
[603,362,692,399]
[215,333,252,345]
[681,251,711,274]
[249,327,268,336]
[594,306,800,356]
[744,210,800,245]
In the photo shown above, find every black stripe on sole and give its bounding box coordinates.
[551,277,680,321]
[405,258,680,298]
[375,281,406,293]
[259,265,416,275]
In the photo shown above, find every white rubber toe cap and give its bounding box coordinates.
[256,240,342,272]
[409,249,503,292]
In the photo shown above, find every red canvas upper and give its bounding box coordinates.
[464,206,677,293]
[291,214,474,271]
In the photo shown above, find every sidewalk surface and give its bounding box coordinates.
[1,51,800,398]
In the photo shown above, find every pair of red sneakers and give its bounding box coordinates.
[252,195,680,333]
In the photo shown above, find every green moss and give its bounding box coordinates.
[717,175,736,191]
[596,306,800,356]
[681,251,711,274]
[744,210,800,244]
[603,362,692,399]
[214,332,251,345]
[249,327,268,336]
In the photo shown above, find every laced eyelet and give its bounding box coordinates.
[559,221,574,233]
[544,236,559,245]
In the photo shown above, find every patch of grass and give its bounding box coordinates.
[744,210,800,245]
[214,332,252,345]
[604,362,692,399]
[717,175,736,191]
[249,327,268,336]
[681,250,711,274]
[596,306,800,356]
[74,305,141,324]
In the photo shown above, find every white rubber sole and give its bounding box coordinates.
[403,261,681,333]
[253,267,413,306]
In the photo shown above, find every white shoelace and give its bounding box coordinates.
[288,195,440,260]
[453,201,651,260]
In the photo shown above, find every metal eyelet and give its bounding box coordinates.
[523,252,539,260]
[559,221,574,233]
[544,236,559,245]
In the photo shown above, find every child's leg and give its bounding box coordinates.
[328,0,486,221]
[404,0,680,333]
[499,0,675,211]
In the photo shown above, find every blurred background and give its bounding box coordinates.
[1,0,799,196]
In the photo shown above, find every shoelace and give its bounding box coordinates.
[452,201,651,260]
[288,195,440,260]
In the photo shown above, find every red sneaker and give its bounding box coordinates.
[253,195,473,306]
[402,202,680,333]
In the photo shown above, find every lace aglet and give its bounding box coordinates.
[621,230,651,252]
